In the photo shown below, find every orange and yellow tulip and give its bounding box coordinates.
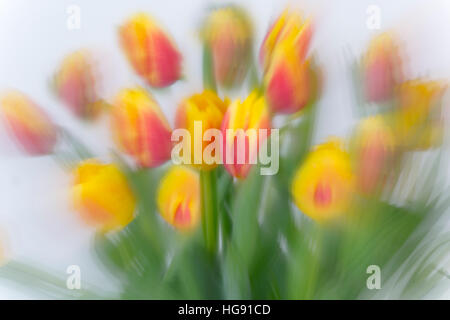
[394,80,446,150]
[111,87,173,168]
[0,90,57,155]
[202,5,253,88]
[260,9,314,114]
[54,50,103,120]
[362,33,403,103]
[351,116,395,195]
[291,138,354,222]
[174,90,228,170]
[221,91,271,179]
[119,13,182,88]
[72,159,136,232]
[157,166,200,231]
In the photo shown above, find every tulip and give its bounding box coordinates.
[72,159,136,232]
[291,138,354,222]
[0,90,57,155]
[119,13,182,88]
[351,116,395,195]
[202,5,253,88]
[362,33,403,103]
[157,166,200,231]
[221,91,271,178]
[111,87,173,168]
[394,80,446,150]
[174,90,228,170]
[0,234,7,267]
[54,50,103,120]
[260,10,314,114]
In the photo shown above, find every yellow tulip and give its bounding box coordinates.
[260,9,314,114]
[174,90,228,170]
[394,80,446,150]
[291,138,354,222]
[72,160,136,232]
[157,166,200,231]
[221,91,271,178]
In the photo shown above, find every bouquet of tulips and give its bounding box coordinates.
[0,5,449,300]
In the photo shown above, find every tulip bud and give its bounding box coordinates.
[0,90,57,155]
[111,88,173,168]
[72,159,136,232]
[202,6,253,88]
[119,13,182,88]
[351,116,395,195]
[291,138,354,222]
[362,33,403,103]
[260,10,314,114]
[157,166,200,231]
[54,50,103,120]
[221,92,271,178]
[175,90,228,170]
[394,80,446,150]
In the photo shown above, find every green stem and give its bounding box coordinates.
[201,169,219,255]
[202,44,217,92]
[248,58,261,93]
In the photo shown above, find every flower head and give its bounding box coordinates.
[157,166,200,231]
[260,9,315,114]
[291,138,354,222]
[202,5,253,88]
[175,90,228,170]
[0,90,57,155]
[394,80,446,150]
[221,91,271,178]
[362,32,403,103]
[111,87,173,168]
[54,50,103,120]
[72,159,136,232]
[351,116,395,195]
[119,13,182,88]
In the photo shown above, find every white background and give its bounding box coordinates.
[0,0,450,298]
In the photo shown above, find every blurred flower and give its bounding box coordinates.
[221,91,271,178]
[351,116,395,195]
[0,90,57,155]
[157,166,200,231]
[362,33,403,103]
[202,5,253,88]
[72,159,136,232]
[291,138,354,222]
[0,233,7,267]
[111,87,173,168]
[175,90,228,170]
[394,80,446,150]
[119,13,182,88]
[54,50,103,120]
[260,9,314,114]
